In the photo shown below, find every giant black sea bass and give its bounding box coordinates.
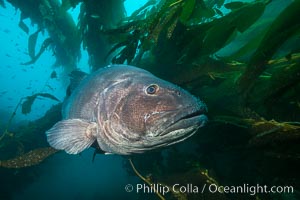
[46,65,207,155]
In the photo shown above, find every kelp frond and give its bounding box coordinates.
[22,93,60,115]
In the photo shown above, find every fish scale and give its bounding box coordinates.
[46,65,207,155]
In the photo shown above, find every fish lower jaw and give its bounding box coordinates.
[159,113,206,137]
[146,126,199,148]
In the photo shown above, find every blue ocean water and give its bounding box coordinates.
[0,1,145,199]
[0,0,147,123]
[1,0,299,199]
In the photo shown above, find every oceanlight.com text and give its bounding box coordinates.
[208,183,294,196]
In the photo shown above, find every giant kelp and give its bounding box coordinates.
[99,0,300,119]
[0,104,61,159]
[0,104,61,199]
[77,0,126,70]
[0,147,58,168]
[0,91,60,145]
[1,0,300,199]
[238,0,300,95]
[107,0,300,199]
[100,0,270,78]
[6,0,81,71]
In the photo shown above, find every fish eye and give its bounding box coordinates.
[145,84,159,95]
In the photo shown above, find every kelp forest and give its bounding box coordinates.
[0,0,299,199]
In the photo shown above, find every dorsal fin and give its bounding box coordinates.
[66,70,88,96]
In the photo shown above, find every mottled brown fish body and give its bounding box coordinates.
[46,65,207,155]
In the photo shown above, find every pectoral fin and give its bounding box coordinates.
[46,119,98,154]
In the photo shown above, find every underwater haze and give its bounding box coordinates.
[1,0,300,200]
[0,1,141,200]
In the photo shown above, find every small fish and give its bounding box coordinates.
[90,14,100,19]
[50,70,57,79]
[46,84,54,91]
[3,29,10,33]
[46,65,207,155]
[214,8,223,16]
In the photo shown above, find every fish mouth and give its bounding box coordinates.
[177,109,206,121]
[159,107,208,136]
[127,106,208,154]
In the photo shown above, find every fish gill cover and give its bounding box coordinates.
[0,0,299,200]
